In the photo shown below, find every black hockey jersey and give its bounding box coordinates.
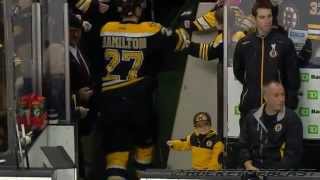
[100,21,186,92]
[187,33,223,62]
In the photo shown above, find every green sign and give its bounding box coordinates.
[234,105,240,115]
[308,125,319,135]
[307,90,319,100]
[299,107,310,117]
[301,73,309,82]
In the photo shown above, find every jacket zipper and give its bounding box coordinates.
[240,72,248,105]
[259,127,264,165]
[241,88,248,106]
[260,37,265,105]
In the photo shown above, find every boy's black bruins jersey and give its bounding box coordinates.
[100,21,185,92]
[168,129,224,170]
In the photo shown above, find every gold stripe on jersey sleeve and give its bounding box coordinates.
[203,11,217,29]
[204,44,207,60]
[75,0,86,8]
[200,44,204,60]
[202,44,207,61]
[199,44,203,59]
[76,0,92,13]
[101,22,161,37]
[175,29,183,51]
[204,44,209,61]
[201,44,206,60]
[101,77,144,92]
[196,17,211,31]
[213,33,223,48]
[193,21,204,31]
[232,31,246,43]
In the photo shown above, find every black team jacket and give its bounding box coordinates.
[233,29,300,116]
[239,104,303,169]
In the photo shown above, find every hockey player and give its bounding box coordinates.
[98,0,189,179]
[182,5,224,63]
[167,112,224,170]
[186,0,254,41]
[176,0,252,63]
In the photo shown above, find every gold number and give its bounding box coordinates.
[122,50,144,80]
[104,49,144,80]
[105,49,121,72]
[104,49,121,81]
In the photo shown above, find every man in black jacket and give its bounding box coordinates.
[239,81,303,170]
[69,14,97,179]
[233,0,300,124]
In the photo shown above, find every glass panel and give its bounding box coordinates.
[12,0,33,96]
[0,0,8,152]
[41,0,68,123]
[0,0,69,168]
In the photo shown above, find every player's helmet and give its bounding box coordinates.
[193,112,212,127]
[116,0,145,17]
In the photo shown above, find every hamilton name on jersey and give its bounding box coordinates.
[102,36,147,50]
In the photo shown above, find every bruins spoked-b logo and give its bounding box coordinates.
[274,123,283,132]
[269,43,278,58]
